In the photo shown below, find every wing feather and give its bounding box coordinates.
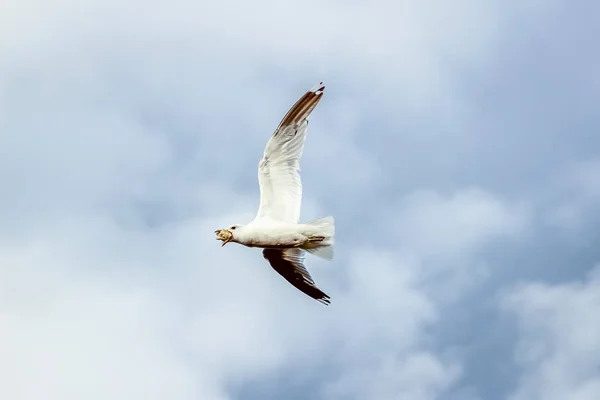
[263,248,331,305]
[254,82,325,223]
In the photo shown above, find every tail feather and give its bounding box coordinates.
[303,216,335,260]
[306,244,334,260]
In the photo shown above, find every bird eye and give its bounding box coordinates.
[230,226,236,230]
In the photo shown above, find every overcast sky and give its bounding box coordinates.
[1,1,599,399]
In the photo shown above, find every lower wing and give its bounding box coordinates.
[262,248,331,305]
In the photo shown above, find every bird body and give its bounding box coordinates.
[228,218,334,252]
[215,82,334,305]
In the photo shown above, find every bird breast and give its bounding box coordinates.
[242,228,306,248]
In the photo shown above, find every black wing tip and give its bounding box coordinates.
[310,81,325,95]
[312,288,331,306]
[299,276,331,306]
[316,296,331,306]
[273,82,325,132]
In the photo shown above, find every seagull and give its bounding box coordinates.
[215,82,334,305]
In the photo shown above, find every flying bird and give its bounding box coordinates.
[215,82,334,305]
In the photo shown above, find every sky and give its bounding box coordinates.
[1,1,599,399]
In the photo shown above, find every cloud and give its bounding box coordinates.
[545,159,600,232]
[503,266,600,400]
[393,188,531,257]
[0,233,205,400]
[324,352,461,400]
[0,199,460,400]
[0,0,586,400]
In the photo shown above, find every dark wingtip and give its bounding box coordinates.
[314,291,331,306]
[318,298,331,306]
[275,82,326,131]
[310,81,325,95]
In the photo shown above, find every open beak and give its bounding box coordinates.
[215,229,233,247]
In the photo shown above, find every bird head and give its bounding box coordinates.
[214,225,239,247]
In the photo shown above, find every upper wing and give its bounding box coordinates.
[263,248,331,305]
[254,82,325,223]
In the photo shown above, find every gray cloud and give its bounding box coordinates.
[503,266,600,400]
[1,1,599,400]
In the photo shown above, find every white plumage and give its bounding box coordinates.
[215,82,334,305]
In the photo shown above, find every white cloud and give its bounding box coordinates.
[316,249,459,400]
[503,266,600,400]
[0,236,206,400]
[0,204,454,400]
[394,188,531,257]
[0,0,559,115]
[366,187,533,307]
[1,186,526,399]
[324,352,461,400]
[0,0,563,399]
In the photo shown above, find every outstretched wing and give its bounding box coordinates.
[263,248,331,305]
[254,82,325,223]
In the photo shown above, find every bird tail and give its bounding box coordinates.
[303,216,335,260]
